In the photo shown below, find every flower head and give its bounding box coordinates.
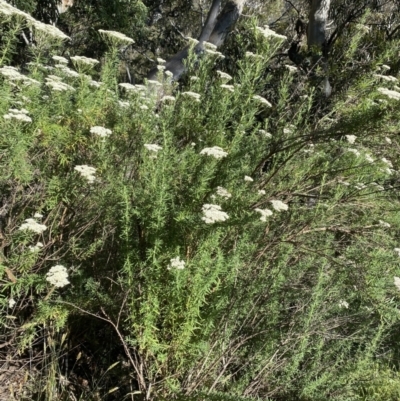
[216,186,231,199]
[19,218,47,234]
[201,204,229,224]
[347,148,360,157]
[118,82,136,91]
[46,265,70,288]
[394,276,400,291]
[345,135,357,144]
[144,144,162,152]
[244,176,253,182]
[378,220,390,228]
[256,25,287,41]
[253,95,272,107]
[45,76,75,91]
[98,29,134,45]
[216,70,232,82]
[168,256,185,270]
[285,65,297,73]
[8,298,16,308]
[29,242,44,252]
[270,200,288,211]
[338,300,349,309]
[3,110,32,123]
[71,56,99,66]
[377,87,400,100]
[182,91,201,102]
[161,95,176,102]
[74,165,97,183]
[200,146,228,159]
[90,126,112,137]
[255,208,273,222]
[52,55,68,64]
[220,84,234,92]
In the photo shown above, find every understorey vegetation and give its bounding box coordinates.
[1,0,400,400]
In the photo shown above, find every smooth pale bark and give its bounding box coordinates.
[198,0,222,43]
[207,0,246,47]
[148,0,246,81]
[57,0,74,14]
[307,0,331,47]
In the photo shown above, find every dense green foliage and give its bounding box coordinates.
[1,1,400,400]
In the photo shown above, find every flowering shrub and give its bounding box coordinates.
[1,3,400,400]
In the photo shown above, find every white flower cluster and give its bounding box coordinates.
[217,70,232,82]
[71,56,99,66]
[90,80,103,88]
[182,91,201,102]
[394,276,400,291]
[144,144,162,152]
[377,87,400,100]
[0,1,69,40]
[203,41,217,50]
[253,95,272,107]
[270,200,289,211]
[29,242,44,252]
[345,135,357,144]
[200,146,228,159]
[19,215,47,234]
[0,66,40,85]
[119,83,136,91]
[216,186,231,199]
[186,37,199,46]
[378,220,391,228]
[347,148,360,157]
[201,204,229,224]
[244,176,253,182]
[98,29,134,44]
[338,300,349,309]
[221,84,235,92]
[32,20,70,40]
[394,248,400,257]
[118,100,130,108]
[365,154,374,163]
[245,51,264,59]
[90,126,112,137]
[147,79,163,87]
[8,298,16,308]
[381,157,393,168]
[74,165,97,183]
[46,265,70,288]
[45,75,75,91]
[168,256,185,270]
[255,208,273,222]
[259,129,272,138]
[52,55,68,64]
[283,125,295,134]
[4,108,32,123]
[204,48,225,58]
[373,74,397,82]
[285,65,298,73]
[256,25,287,41]
[55,64,80,77]
[161,95,176,102]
